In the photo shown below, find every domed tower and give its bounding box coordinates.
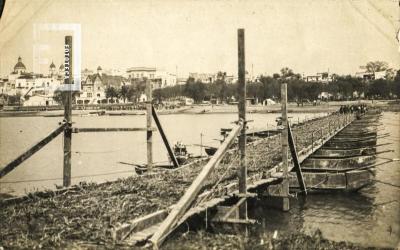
[49,61,56,76]
[59,63,65,77]
[14,56,26,74]
[97,66,102,75]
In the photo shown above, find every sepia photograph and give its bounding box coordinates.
[0,0,399,249]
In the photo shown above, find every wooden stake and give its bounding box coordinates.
[281,83,289,211]
[152,106,179,168]
[63,36,73,187]
[146,81,153,171]
[0,124,66,178]
[237,28,247,219]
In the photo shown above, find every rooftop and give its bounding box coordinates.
[126,67,156,72]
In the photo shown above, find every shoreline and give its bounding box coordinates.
[1,100,399,117]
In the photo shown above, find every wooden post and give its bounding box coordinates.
[328,121,331,134]
[237,28,247,219]
[200,133,203,157]
[63,36,73,187]
[146,81,153,170]
[152,106,179,168]
[311,131,314,152]
[280,83,289,211]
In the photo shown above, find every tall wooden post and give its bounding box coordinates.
[63,36,73,187]
[146,81,153,170]
[237,28,247,219]
[281,83,289,211]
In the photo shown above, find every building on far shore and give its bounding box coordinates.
[304,72,333,83]
[76,66,128,105]
[355,71,386,81]
[189,72,215,84]
[126,67,177,89]
[2,57,64,106]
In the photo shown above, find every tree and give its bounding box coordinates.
[214,72,228,101]
[7,93,22,106]
[393,70,400,97]
[105,86,118,103]
[119,85,129,103]
[184,78,206,103]
[280,67,295,80]
[127,85,138,102]
[368,79,390,99]
[363,61,389,73]
[52,90,79,105]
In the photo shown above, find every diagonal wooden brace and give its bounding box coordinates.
[288,122,307,194]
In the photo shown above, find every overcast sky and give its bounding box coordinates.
[0,0,399,77]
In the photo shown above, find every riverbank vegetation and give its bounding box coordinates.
[155,65,400,104]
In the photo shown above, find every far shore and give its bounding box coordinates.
[0,100,399,117]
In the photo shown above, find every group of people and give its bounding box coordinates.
[339,104,368,115]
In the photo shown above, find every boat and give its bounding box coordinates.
[312,143,390,158]
[323,138,377,149]
[301,155,376,171]
[89,110,106,116]
[108,112,129,116]
[289,110,380,192]
[173,141,190,165]
[205,147,218,156]
[289,169,373,192]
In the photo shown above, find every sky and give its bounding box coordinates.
[0,0,399,78]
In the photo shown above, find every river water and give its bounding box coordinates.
[249,112,400,248]
[0,112,316,195]
[0,112,399,248]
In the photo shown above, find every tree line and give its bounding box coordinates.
[154,64,400,104]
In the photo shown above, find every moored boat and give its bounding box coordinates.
[173,141,190,165]
[312,143,390,158]
[323,138,377,149]
[301,155,375,171]
[289,169,373,192]
[205,147,218,156]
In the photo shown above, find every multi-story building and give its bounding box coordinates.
[189,72,215,84]
[304,72,333,83]
[76,66,107,105]
[355,71,386,81]
[3,57,64,106]
[127,67,157,79]
[126,67,177,89]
